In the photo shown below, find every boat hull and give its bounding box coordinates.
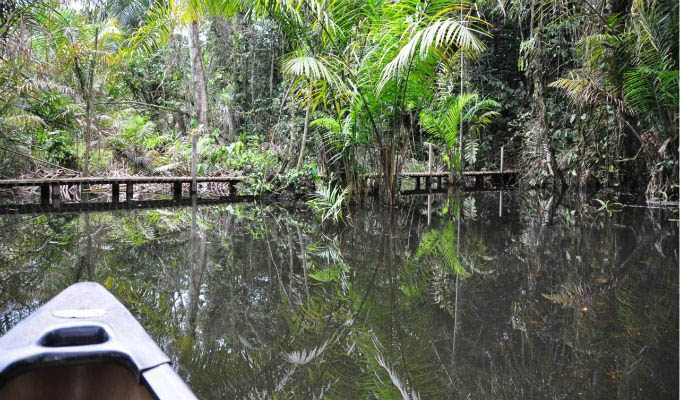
[0,282,197,400]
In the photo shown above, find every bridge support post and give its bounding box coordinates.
[126,183,134,201]
[40,183,50,206]
[173,182,182,200]
[437,176,442,189]
[112,183,119,204]
[415,176,421,190]
[51,183,61,208]
[81,183,89,202]
[425,176,431,190]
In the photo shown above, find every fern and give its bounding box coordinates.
[463,139,478,166]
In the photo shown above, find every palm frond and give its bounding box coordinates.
[121,1,173,56]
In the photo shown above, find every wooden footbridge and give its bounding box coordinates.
[0,167,517,214]
[0,175,243,208]
[401,170,518,193]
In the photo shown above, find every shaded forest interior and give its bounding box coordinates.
[0,0,677,205]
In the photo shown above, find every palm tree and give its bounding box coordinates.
[282,52,344,169]
[359,0,490,204]
[419,93,499,184]
[274,0,490,205]
[123,0,244,128]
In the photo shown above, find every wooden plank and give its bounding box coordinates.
[126,183,133,201]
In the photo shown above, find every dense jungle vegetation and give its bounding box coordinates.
[0,0,678,204]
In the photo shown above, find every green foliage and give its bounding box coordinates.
[0,0,676,200]
[419,93,499,172]
[417,222,469,278]
[42,130,78,167]
[593,198,623,217]
[204,135,278,175]
[308,179,349,224]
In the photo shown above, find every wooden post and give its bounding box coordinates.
[112,183,119,204]
[173,182,182,201]
[415,176,421,190]
[126,183,134,201]
[191,135,198,195]
[428,143,433,174]
[437,176,443,189]
[425,176,431,190]
[500,145,504,186]
[499,190,503,217]
[51,183,61,208]
[40,183,50,206]
[80,183,89,202]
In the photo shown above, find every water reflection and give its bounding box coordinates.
[0,192,677,399]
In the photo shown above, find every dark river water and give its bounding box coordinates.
[0,192,677,399]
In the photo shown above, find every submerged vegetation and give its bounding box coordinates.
[0,0,676,203]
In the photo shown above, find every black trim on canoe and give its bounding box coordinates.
[0,282,197,399]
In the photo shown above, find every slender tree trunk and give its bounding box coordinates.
[530,2,562,191]
[269,40,275,98]
[223,105,235,142]
[296,105,310,169]
[287,99,297,168]
[83,27,99,177]
[250,37,255,109]
[188,22,209,127]
[240,25,248,117]
[84,97,92,176]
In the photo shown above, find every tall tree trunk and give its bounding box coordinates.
[269,40,275,98]
[530,2,563,191]
[83,96,92,177]
[287,99,297,169]
[379,115,407,206]
[296,105,310,169]
[250,37,255,109]
[240,25,248,118]
[223,105,235,142]
[83,28,99,177]
[188,22,209,127]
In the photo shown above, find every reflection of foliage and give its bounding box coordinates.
[417,222,468,278]
[0,193,677,399]
[307,180,349,224]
